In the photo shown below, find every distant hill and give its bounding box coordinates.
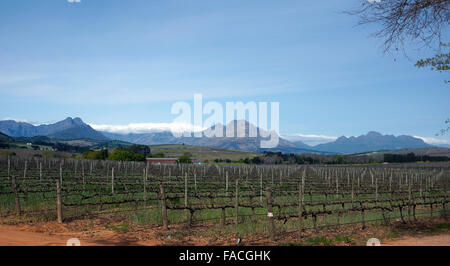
[314,131,432,154]
[0,132,13,143]
[104,120,326,154]
[0,117,108,141]
[292,140,314,149]
[0,120,38,137]
[1,117,440,155]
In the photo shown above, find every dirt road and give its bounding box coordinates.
[0,223,449,246]
[0,224,160,246]
[0,225,76,246]
[382,233,450,246]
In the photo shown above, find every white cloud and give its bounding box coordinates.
[282,133,337,146]
[89,122,205,134]
[1,117,29,123]
[414,136,450,145]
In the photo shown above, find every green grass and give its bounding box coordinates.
[279,236,336,246]
[148,144,260,162]
[105,222,130,233]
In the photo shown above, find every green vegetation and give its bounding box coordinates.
[415,43,449,82]
[108,148,146,162]
[244,152,352,165]
[384,152,449,163]
[149,144,259,163]
[129,144,151,156]
[79,144,150,162]
[177,155,192,163]
[279,234,357,246]
[151,152,164,158]
[105,223,130,233]
[82,149,109,160]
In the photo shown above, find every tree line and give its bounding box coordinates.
[383,152,449,163]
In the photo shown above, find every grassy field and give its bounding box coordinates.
[148,144,260,162]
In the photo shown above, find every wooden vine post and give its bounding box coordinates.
[335,175,339,198]
[360,202,365,230]
[111,167,115,194]
[7,156,10,180]
[375,177,378,202]
[235,179,239,232]
[408,180,412,221]
[389,175,392,192]
[185,172,190,226]
[56,179,63,223]
[351,177,354,207]
[23,160,27,180]
[357,176,360,194]
[81,162,85,190]
[225,171,228,196]
[168,168,171,185]
[11,176,21,215]
[298,180,304,229]
[260,174,263,202]
[143,167,147,207]
[39,162,42,185]
[59,162,63,186]
[159,185,169,229]
[194,173,197,195]
[266,187,275,241]
[220,208,226,228]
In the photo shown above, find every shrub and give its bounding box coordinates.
[108,148,145,162]
[178,155,192,164]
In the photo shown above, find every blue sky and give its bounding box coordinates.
[0,0,449,145]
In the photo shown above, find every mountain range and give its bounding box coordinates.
[0,117,435,154]
[0,117,108,141]
[314,131,432,154]
[102,120,325,154]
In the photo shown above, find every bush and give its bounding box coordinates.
[108,148,145,162]
[129,144,151,156]
[151,152,164,158]
[178,155,192,164]
[82,149,108,160]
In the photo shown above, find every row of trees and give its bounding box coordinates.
[245,152,355,165]
[383,152,449,163]
[81,144,154,162]
[235,152,336,165]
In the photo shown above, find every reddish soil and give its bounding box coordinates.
[382,234,450,246]
[0,223,162,246]
[0,218,448,246]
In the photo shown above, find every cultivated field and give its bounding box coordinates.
[148,144,260,162]
[0,156,449,244]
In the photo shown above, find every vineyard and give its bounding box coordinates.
[0,156,449,240]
